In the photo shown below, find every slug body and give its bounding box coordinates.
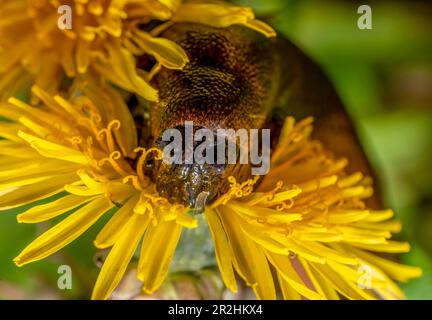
[134,23,375,209]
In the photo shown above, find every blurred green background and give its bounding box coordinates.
[0,0,431,299]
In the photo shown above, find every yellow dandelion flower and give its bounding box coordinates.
[0,0,275,101]
[0,84,421,300]
[205,118,422,299]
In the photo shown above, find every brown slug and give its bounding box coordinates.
[131,23,377,210]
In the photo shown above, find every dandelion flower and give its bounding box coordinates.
[0,85,421,300]
[0,0,275,101]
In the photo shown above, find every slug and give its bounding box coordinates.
[131,23,377,210]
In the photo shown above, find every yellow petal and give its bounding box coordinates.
[52,94,83,120]
[94,195,139,249]
[266,252,324,300]
[76,39,91,74]
[309,262,376,300]
[242,18,276,38]
[354,220,402,233]
[18,116,51,137]
[0,159,78,180]
[327,210,370,224]
[0,172,58,189]
[0,174,77,211]
[64,170,107,196]
[14,197,112,266]
[64,184,105,196]
[175,210,198,228]
[0,140,38,158]
[93,42,158,101]
[234,213,291,255]
[138,220,182,293]
[349,241,410,253]
[269,234,325,264]
[0,122,25,142]
[133,31,189,69]
[363,209,394,222]
[17,194,96,223]
[296,240,359,265]
[277,273,302,299]
[18,131,88,165]
[81,83,138,157]
[204,208,237,292]
[92,213,149,300]
[173,2,275,38]
[350,247,422,282]
[228,200,302,223]
[218,206,276,299]
[7,96,60,127]
[298,257,340,300]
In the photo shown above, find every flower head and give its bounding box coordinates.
[205,118,422,299]
[0,85,421,299]
[0,0,275,101]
